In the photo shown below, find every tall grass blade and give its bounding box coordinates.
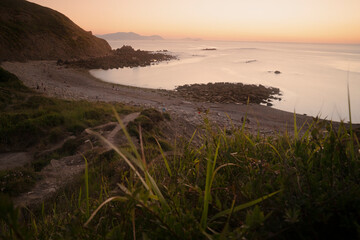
[347,82,355,161]
[293,112,298,140]
[225,113,235,129]
[132,208,136,240]
[244,134,256,148]
[200,140,221,230]
[78,187,82,210]
[210,163,237,189]
[85,129,149,191]
[83,155,90,218]
[267,142,283,162]
[117,145,169,208]
[113,108,142,161]
[41,202,45,223]
[219,197,236,239]
[155,138,172,177]
[145,172,170,210]
[210,190,282,221]
[301,121,315,142]
[87,120,169,210]
[241,97,250,131]
[31,218,38,237]
[138,125,153,189]
[138,125,147,168]
[84,196,128,227]
[187,129,197,149]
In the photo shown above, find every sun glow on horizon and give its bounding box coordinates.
[28,0,360,44]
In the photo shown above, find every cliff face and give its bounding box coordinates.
[0,0,112,61]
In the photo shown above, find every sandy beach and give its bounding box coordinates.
[2,60,320,135]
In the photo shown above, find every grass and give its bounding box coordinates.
[1,110,358,239]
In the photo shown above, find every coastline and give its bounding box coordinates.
[1,60,353,135]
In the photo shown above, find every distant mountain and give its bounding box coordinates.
[97,32,164,41]
[0,0,111,61]
[182,37,203,41]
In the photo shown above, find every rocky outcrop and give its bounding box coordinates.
[175,82,281,105]
[0,0,111,62]
[63,45,176,69]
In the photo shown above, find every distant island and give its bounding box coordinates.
[97,32,164,41]
[182,37,203,41]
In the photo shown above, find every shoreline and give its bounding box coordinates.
[2,60,356,135]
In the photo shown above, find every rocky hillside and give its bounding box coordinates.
[0,0,111,61]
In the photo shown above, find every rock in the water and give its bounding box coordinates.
[175,82,281,105]
[202,48,217,51]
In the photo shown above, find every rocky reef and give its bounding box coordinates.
[175,82,281,105]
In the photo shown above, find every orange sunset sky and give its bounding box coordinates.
[28,0,360,44]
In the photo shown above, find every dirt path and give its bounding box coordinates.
[1,61,315,134]
[0,152,32,170]
[13,112,140,207]
[14,154,85,207]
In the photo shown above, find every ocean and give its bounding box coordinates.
[90,40,360,123]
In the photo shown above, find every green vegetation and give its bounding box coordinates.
[1,111,359,239]
[126,108,173,160]
[127,108,164,136]
[0,167,39,197]
[0,67,139,196]
[0,68,137,152]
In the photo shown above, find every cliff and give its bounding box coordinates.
[0,0,112,61]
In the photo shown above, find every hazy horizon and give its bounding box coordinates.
[28,0,360,44]
[98,34,360,46]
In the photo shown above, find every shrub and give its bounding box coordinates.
[0,67,27,90]
[140,108,164,122]
[66,122,85,135]
[83,109,104,120]
[23,96,55,109]
[38,113,65,127]
[0,168,39,196]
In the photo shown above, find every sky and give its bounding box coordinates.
[28,0,360,44]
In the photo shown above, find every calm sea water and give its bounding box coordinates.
[90,40,360,123]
